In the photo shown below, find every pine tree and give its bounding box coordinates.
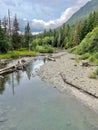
[0,28,9,53]
[25,22,31,51]
[0,20,2,28]
[12,15,20,49]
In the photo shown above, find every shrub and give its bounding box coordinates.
[96,68,98,75]
[36,45,54,53]
[80,53,90,60]
[89,68,98,79]
[18,48,27,51]
[89,72,97,79]
[74,26,98,55]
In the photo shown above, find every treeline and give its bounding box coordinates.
[0,11,98,54]
[0,13,54,54]
[38,11,98,49]
[0,13,32,53]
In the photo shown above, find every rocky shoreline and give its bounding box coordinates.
[38,51,98,113]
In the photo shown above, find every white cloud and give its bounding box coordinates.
[77,0,91,5]
[31,0,91,30]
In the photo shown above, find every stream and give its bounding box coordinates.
[0,56,98,130]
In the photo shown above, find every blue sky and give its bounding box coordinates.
[0,0,91,31]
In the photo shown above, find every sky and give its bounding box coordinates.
[0,0,91,32]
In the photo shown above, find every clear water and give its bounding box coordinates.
[0,57,98,130]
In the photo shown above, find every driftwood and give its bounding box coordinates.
[82,62,98,67]
[0,60,29,75]
[82,62,90,67]
[60,73,98,99]
[48,57,56,61]
[0,59,34,75]
[0,66,17,75]
[45,56,56,61]
[0,66,15,72]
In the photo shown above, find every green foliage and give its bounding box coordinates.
[31,38,42,50]
[24,22,31,50]
[31,36,54,53]
[36,45,54,53]
[89,53,98,64]
[0,28,9,53]
[89,71,97,79]
[42,36,54,46]
[11,15,20,50]
[0,50,36,59]
[96,68,98,75]
[75,26,98,55]
[18,48,27,51]
[89,67,98,79]
[80,53,90,60]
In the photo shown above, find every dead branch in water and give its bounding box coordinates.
[60,73,98,99]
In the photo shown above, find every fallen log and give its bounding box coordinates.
[45,56,56,61]
[46,56,56,61]
[0,59,33,75]
[60,73,98,99]
[0,65,15,72]
[48,57,56,61]
[0,67,16,75]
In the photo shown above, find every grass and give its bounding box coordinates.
[89,68,98,79]
[0,49,36,59]
[70,51,98,64]
[75,56,80,63]
[80,53,90,60]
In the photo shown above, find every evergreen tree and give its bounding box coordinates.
[0,20,1,28]
[12,15,20,49]
[25,22,31,51]
[0,28,9,53]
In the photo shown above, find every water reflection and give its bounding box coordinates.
[24,63,33,80]
[0,57,45,95]
[0,57,98,130]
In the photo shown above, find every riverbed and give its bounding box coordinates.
[0,56,98,130]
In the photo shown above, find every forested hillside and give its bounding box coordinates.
[40,11,98,49]
[66,0,98,25]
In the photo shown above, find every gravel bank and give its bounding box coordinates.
[38,51,98,113]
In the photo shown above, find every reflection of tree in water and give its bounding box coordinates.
[43,57,47,63]
[0,78,5,94]
[10,72,22,95]
[0,71,22,95]
[25,63,33,80]
[0,62,34,94]
[0,75,11,94]
[15,71,22,85]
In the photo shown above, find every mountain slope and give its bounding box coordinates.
[66,0,98,25]
[76,26,98,54]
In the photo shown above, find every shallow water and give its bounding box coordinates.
[0,56,98,130]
